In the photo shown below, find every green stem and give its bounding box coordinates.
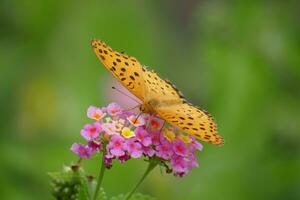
[124,160,158,200]
[93,153,106,200]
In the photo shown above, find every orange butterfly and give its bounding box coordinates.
[91,39,224,145]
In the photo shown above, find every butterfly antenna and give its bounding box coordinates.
[159,120,166,133]
[111,86,140,104]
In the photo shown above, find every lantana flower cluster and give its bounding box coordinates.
[71,103,203,176]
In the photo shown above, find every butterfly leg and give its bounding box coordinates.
[159,120,166,133]
[124,104,140,112]
[133,112,142,124]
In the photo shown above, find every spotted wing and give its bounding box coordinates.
[141,67,223,144]
[91,39,146,101]
[155,102,223,145]
[142,67,185,101]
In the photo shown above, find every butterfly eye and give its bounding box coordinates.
[139,105,145,112]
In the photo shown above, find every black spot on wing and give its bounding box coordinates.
[129,75,135,81]
[164,79,186,100]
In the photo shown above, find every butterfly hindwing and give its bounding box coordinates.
[91,39,146,101]
[155,102,223,145]
[142,68,223,145]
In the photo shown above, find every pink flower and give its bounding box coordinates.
[118,153,130,163]
[88,141,102,152]
[191,139,203,151]
[160,133,171,145]
[80,122,102,140]
[174,172,187,177]
[71,143,92,159]
[127,115,146,127]
[142,145,155,157]
[107,135,126,157]
[71,103,203,176]
[172,139,188,157]
[104,155,113,169]
[156,142,173,160]
[150,132,161,145]
[107,102,122,116]
[142,113,151,121]
[135,127,152,146]
[101,107,107,113]
[126,139,143,158]
[87,106,106,120]
[102,122,117,135]
[187,153,199,170]
[149,116,164,130]
[171,155,188,173]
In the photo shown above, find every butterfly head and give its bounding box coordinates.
[139,99,159,115]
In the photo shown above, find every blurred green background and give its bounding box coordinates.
[1,0,300,199]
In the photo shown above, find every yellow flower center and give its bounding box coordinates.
[93,113,102,119]
[178,134,192,143]
[105,117,112,122]
[163,130,175,141]
[131,117,140,125]
[151,120,160,128]
[121,127,135,138]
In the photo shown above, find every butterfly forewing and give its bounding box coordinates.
[91,39,146,101]
[142,68,184,101]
